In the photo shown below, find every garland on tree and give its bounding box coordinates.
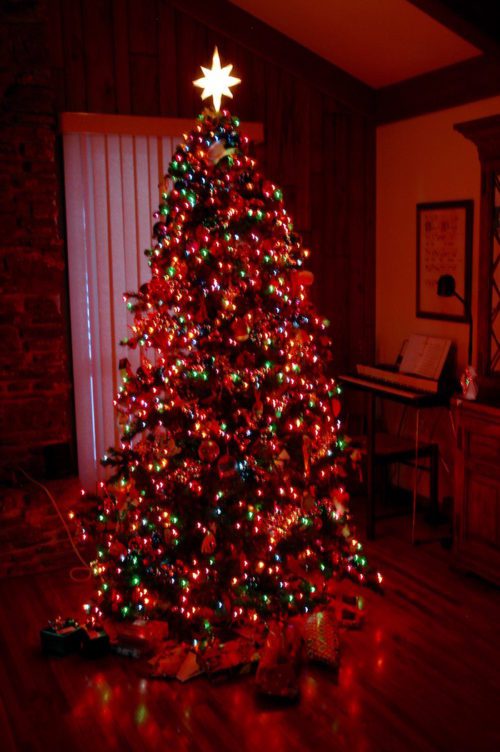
[78,88,381,648]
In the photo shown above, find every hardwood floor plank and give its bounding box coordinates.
[1,511,499,752]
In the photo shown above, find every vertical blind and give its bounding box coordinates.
[61,113,264,491]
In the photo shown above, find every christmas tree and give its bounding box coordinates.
[82,50,380,645]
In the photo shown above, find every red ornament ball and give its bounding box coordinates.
[217,453,237,479]
[198,439,220,463]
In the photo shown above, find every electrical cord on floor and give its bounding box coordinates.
[16,467,91,582]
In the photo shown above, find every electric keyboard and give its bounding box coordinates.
[355,364,440,394]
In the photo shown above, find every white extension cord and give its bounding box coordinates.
[16,467,91,581]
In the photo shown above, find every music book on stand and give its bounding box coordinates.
[356,335,452,394]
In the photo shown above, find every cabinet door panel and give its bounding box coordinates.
[464,474,500,547]
[453,399,500,584]
[467,432,500,463]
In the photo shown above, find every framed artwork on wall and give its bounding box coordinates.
[416,200,473,322]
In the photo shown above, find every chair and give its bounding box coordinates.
[349,428,439,527]
[372,432,439,521]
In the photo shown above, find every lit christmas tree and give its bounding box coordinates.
[82,50,380,648]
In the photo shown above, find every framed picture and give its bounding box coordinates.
[416,200,473,321]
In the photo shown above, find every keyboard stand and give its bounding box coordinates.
[339,373,449,542]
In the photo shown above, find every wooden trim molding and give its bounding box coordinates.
[455,115,500,161]
[406,0,500,60]
[376,54,500,125]
[454,115,500,389]
[60,112,265,142]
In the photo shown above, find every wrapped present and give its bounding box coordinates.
[327,593,365,629]
[40,617,84,656]
[81,625,110,658]
[255,622,302,700]
[303,612,340,670]
[234,622,267,645]
[199,638,260,682]
[110,641,145,660]
[149,643,190,679]
[109,618,168,659]
[110,622,153,659]
[149,643,203,682]
[139,618,169,643]
[176,651,203,683]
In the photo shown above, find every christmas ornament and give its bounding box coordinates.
[217,453,237,479]
[331,487,349,517]
[274,448,290,472]
[302,435,311,477]
[231,316,250,342]
[331,398,342,417]
[201,530,216,554]
[252,395,264,419]
[165,438,181,457]
[290,269,314,297]
[208,140,237,165]
[198,439,220,462]
[301,487,316,513]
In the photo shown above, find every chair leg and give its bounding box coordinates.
[429,444,439,523]
[366,394,376,540]
[379,462,386,507]
[411,410,420,545]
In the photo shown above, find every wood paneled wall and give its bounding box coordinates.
[46,0,375,374]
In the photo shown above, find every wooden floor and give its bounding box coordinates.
[0,507,499,752]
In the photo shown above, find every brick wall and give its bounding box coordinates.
[0,0,74,479]
[0,477,85,577]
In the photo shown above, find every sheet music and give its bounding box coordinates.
[399,334,451,380]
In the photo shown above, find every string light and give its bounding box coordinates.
[74,97,380,642]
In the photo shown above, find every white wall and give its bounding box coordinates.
[376,95,500,372]
[376,96,500,502]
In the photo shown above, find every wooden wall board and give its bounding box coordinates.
[112,0,132,113]
[60,0,87,112]
[376,55,500,125]
[82,0,117,114]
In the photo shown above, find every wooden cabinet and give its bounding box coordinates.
[454,399,500,584]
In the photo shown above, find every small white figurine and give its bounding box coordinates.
[460,365,479,400]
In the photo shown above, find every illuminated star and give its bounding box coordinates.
[193,47,241,112]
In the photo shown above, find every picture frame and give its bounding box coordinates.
[416,200,473,322]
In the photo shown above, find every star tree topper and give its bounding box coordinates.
[193,47,241,112]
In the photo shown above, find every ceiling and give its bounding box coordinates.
[229,0,480,88]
